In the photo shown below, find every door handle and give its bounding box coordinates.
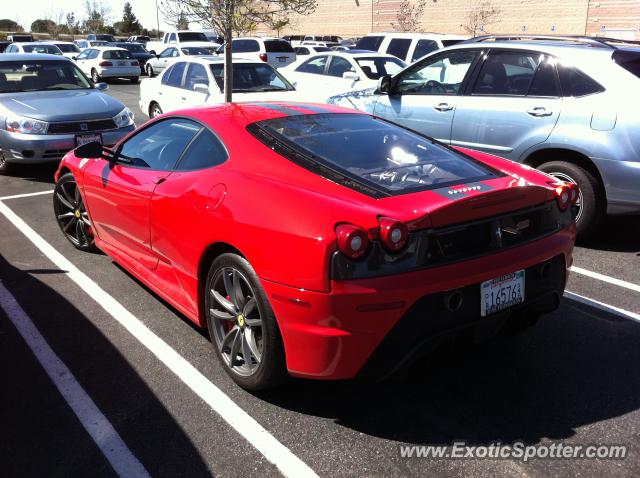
[434,103,453,112]
[527,107,553,117]
[181,96,187,101]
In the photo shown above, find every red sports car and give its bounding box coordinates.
[53,102,577,390]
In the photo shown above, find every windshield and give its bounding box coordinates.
[96,35,116,42]
[250,113,496,195]
[178,32,209,42]
[90,41,108,46]
[54,43,80,53]
[210,63,294,92]
[23,44,62,55]
[182,47,211,55]
[0,60,92,92]
[355,56,406,79]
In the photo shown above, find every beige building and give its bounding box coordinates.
[279,0,640,40]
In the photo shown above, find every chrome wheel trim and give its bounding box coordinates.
[549,171,583,223]
[91,69,99,83]
[209,267,263,377]
[150,104,162,118]
[54,180,92,247]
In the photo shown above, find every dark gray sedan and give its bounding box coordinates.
[0,54,135,173]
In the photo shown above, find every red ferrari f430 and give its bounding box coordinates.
[54,102,577,390]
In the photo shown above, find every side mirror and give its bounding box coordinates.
[74,141,103,159]
[342,71,360,81]
[377,75,392,95]
[193,83,209,94]
[95,82,109,91]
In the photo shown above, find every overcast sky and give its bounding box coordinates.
[4,0,178,32]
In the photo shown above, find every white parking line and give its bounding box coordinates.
[0,190,54,201]
[0,280,150,478]
[0,202,318,478]
[565,291,640,323]
[570,266,640,294]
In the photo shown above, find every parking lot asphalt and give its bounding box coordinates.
[1,81,639,478]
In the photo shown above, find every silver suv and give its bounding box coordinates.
[328,36,640,236]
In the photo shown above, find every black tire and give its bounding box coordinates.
[53,172,98,252]
[146,64,154,77]
[537,161,604,238]
[0,153,12,175]
[149,102,163,118]
[129,76,139,84]
[205,253,287,391]
[91,68,100,83]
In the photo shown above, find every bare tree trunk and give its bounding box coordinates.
[223,4,234,103]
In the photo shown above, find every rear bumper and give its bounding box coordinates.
[0,127,134,163]
[261,225,575,380]
[98,67,140,78]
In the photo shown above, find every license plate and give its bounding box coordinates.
[278,57,287,62]
[75,133,102,147]
[480,270,525,317]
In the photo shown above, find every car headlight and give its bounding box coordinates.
[5,115,49,134]
[113,107,135,128]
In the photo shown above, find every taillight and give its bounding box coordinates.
[259,53,268,62]
[554,182,579,211]
[99,61,113,67]
[131,60,139,66]
[378,217,408,252]
[335,223,369,259]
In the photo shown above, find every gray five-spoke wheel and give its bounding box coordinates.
[209,267,263,377]
[54,178,92,248]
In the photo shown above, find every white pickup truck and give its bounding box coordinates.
[145,31,220,55]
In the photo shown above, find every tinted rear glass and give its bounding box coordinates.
[23,44,62,54]
[613,50,640,79]
[55,43,80,53]
[178,32,208,42]
[250,113,496,195]
[233,39,260,52]
[103,50,133,59]
[265,40,294,53]
[356,36,384,51]
[442,40,463,47]
[557,64,604,97]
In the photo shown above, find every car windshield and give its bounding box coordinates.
[209,63,295,92]
[355,56,406,79]
[103,50,133,59]
[250,113,496,194]
[23,44,62,55]
[0,60,92,92]
[54,43,80,53]
[182,47,211,55]
[178,32,208,42]
[96,35,116,42]
[91,41,108,46]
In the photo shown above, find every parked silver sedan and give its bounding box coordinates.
[144,46,211,77]
[0,54,135,173]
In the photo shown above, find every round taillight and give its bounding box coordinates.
[259,53,268,62]
[335,223,369,259]
[378,217,408,252]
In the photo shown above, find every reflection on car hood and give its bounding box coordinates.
[326,87,378,112]
[0,89,124,122]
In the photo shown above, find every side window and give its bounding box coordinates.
[472,51,546,96]
[411,40,438,63]
[118,119,202,170]
[161,64,174,85]
[171,48,180,57]
[396,50,478,95]
[233,39,260,53]
[327,56,356,77]
[168,33,177,43]
[386,38,412,61]
[185,63,210,90]
[557,64,604,97]
[159,48,173,58]
[90,50,100,59]
[296,55,328,74]
[175,129,228,171]
[165,62,187,87]
[296,47,309,55]
[527,56,559,97]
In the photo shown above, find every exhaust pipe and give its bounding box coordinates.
[443,289,463,312]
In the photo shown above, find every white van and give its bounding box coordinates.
[355,32,468,63]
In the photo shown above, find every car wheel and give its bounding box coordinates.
[91,68,100,83]
[129,76,139,84]
[205,253,287,391]
[0,153,12,175]
[53,172,98,252]
[538,161,604,237]
[146,64,154,77]
[149,102,163,118]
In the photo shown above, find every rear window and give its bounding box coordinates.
[612,50,640,79]
[177,32,208,42]
[55,43,80,53]
[181,47,210,55]
[249,113,496,196]
[442,40,463,47]
[356,36,384,52]
[265,40,294,53]
[103,50,133,59]
[23,44,62,55]
[386,38,412,61]
[232,39,260,53]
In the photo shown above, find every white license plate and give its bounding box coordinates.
[480,270,525,317]
[75,133,102,147]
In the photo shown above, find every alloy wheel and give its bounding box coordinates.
[54,179,93,248]
[549,171,583,223]
[209,267,263,377]
[91,69,99,83]
[150,103,163,118]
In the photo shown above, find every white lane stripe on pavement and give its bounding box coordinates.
[0,202,318,478]
[0,280,150,478]
[0,190,55,201]
[570,266,640,294]
[565,291,640,323]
